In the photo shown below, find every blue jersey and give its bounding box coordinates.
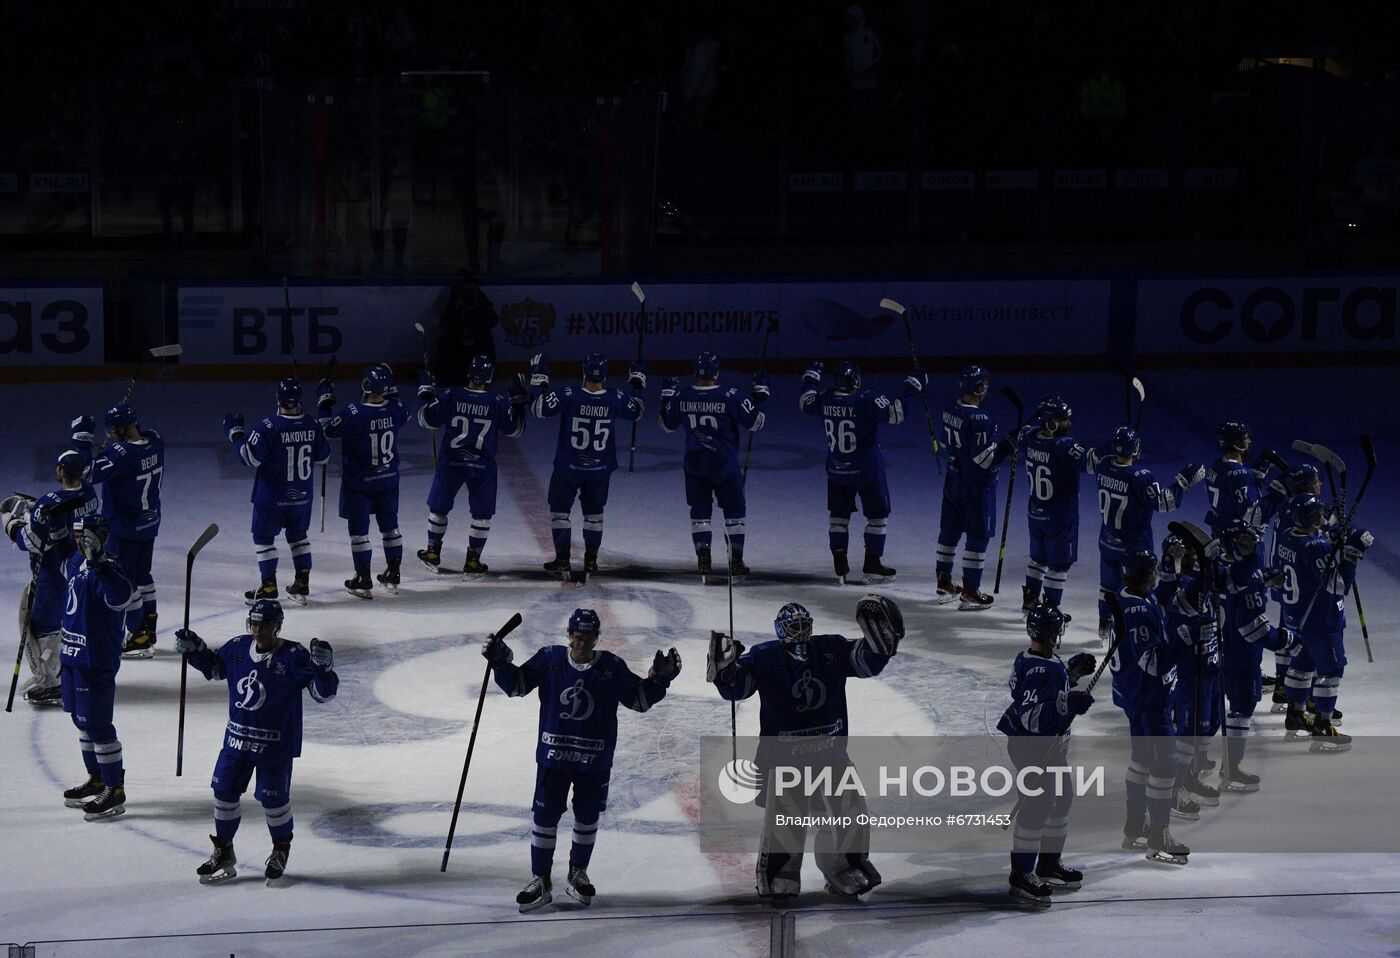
[59,552,138,673]
[1222,554,1278,653]
[1094,459,1185,554]
[533,385,643,474]
[1021,428,1093,527]
[940,399,1007,500]
[1275,527,1355,637]
[997,651,1090,737]
[81,431,165,540]
[1161,573,1220,682]
[659,383,764,482]
[321,398,409,492]
[716,635,890,738]
[18,485,100,570]
[799,385,904,484]
[187,635,339,764]
[491,645,671,773]
[419,386,526,473]
[1204,457,1259,534]
[233,413,331,510]
[1109,587,1178,713]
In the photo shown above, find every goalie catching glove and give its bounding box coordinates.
[706,630,744,683]
[856,593,903,657]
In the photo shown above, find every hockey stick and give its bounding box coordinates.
[413,322,439,469]
[628,282,647,474]
[1292,435,1376,638]
[1131,376,1146,431]
[1256,449,1291,476]
[282,276,301,382]
[176,523,220,775]
[992,386,1025,593]
[442,611,524,872]
[723,527,738,762]
[5,496,85,712]
[880,298,942,475]
[121,344,184,406]
[318,354,338,533]
[1310,437,1374,663]
[741,314,778,484]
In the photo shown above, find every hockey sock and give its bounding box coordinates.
[1312,675,1340,718]
[1125,762,1148,817]
[428,511,448,549]
[1225,713,1250,766]
[289,535,312,573]
[582,514,604,554]
[214,796,241,842]
[570,819,598,870]
[961,544,988,592]
[1043,566,1068,607]
[350,534,372,576]
[1274,636,1293,682]
[79,732,100,777]
[691,518,712,553]
[724,517,746,558]
[864,517,887,559]
[1146,774,1174,827]
[828,515,850,553]
[381,526,403,566]
[1011,821,1041,873]
[469,517,491,553]
[1284,666,1314,707]
[550,513,571,555]
[1174,739,1195,790]
[1041,812,1069,858]
[530,821,558,877]
[1024,561,1046,604]
[935,543,956,579]
[93,738,124,788]
[264,801,293,840]
[255,540,278,580]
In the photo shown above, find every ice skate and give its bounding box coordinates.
[1171,789,1201,822]
[1097,617,1111,645]
[197,836,237,885]
[1021,586,1037,619]
[958,586,994,611]
[265,836,292,886]
[832,548,849,583]
[344,571,373,599]
[23,684,62,707]
[244,577,277,605]
[935,572,960,605]
[1308,715,1352,753]
[583,551,599,575]
[1306,698,1342,723]
[862,555,895,583]
[1270,686,1288,713]
[1009,869,1053,907]
[698,547,714,583]
[462,548,489,580]
[122,614,158,658]
[417,545,442,574]
[728,551,751,581]
[1121,809,1148,849]
[1184,774,1220,807]
[1219,764,1261,793]
[286,569,310,605]
[543,552,572,576]
[63,775,104,808]
[376,564,401,594]
[82,785,126,821]
[565,865,595,906]
[1146,824,1190,864]
[1035,860,1082,890]
[1284,709,1315,740]
[517,875,553,913]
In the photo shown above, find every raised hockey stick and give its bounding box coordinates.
[282,276,301,382]
[628,282,647,474]
[413,322,439,469]
[1131,376,1146,431]
[5,496,85,712]
[1310,437,1375,663]
[176,523,220,775]
[741,315,778,484]
[121,344,184,406]
[723,527,739,760]
[880,298,941,475]
[992,386,1025,594]
[442,611,524,872]
[318,354,338,534]
[1293,434,1376,638]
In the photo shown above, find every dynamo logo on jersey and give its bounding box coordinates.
[559,679,594,721]
[236,671,268,711]
[791,671,827,713]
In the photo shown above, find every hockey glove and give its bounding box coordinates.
[649,647,682,683]
[1176,462,1205,490]
[309,638,333,670]
[71,414,96,445]
[802,361,824,385]
[903,371,928,394]
[317,378,336,412]
[482,632,513,666]
[1202,537,1223,560]
[417,370,437,400]
[660,376,680,399]
[1066,652,1096,683]
[223,412,245,442]
[1067,690,1094,715]
[750,372,771,403]
[508,372,529,402]
[529,353,550,388]
[173,629,206,655]
[1,495,31,541]
[706,630,744,682]
[1343,528,1374,564]
[77,525,106,561]
[628,361,647,391]
[996,432,1018,458]
[856,593,904,657]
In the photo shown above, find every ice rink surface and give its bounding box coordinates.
[1,367,1397,956]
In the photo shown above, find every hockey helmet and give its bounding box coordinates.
[277,378,303,411]
[567,607,601,637]
[1037,394,1072,424]
[1025,604,1066,648]
[958,364,990,396]
[582,352,608,382]
[1287,463,1321,495]
[1221,517,1262,559]
[467,355,495,386]
[834,360,861,393]
[104,401,138,434]
[1291,493,1325,530]
[1216,421,1251,452]
[695,350,721,380]
[56,450,86,480]
[362,363,395,396]
[1108,425,1141,460]
[774,602,813,659]
[247,598,284,636]
[1121,550,1159,587]
[72,513,110,541]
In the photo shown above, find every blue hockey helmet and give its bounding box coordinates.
[467,355,495,385]
[1217,420,1252,452]
[362,363,395,396]
[834,360,861,392]
[72,512,109,540]
[56,450,86,480]
[104,401,137,433]
[247,598,284,635]
[774,602,813,658]
[277,378,303,411]
[695,350,721,380]
[1291,493,1325,529]
[1108,425,1141,460]
[567,608,601,637]
[582,352,608,382]
[1221,517,1263,558]
[1025,604,1066,648]
[958,364,990,396]
[1037,393,1072,424]
[1121,550,1159,586]
[1287,463,1321,495]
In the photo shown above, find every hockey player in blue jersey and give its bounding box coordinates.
[2,450,99,706]
[799,359,922,582]
[316,364,409,598]
[224,380,331,605]
[174,599,339,885]
[1204,421,1260,536]
[998,605,1096,905]
[530,352,646,576]
[1093,425,1203,642]
[1275,494,1371,751]
[1019,395,1097,616]
[709,595,901,900]
[57,515,141,821]
[482,608,680,911]
[1265,463,1324,708]
[415,355,527,578]
[70,403,165,657]
[935,365,1016,610]
[1109,550,1191,864]
[659,350,767,580]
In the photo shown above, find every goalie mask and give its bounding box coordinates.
[856,593,903,657]
[774,602,813,659]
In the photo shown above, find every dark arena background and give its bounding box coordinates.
[3,2,1399,956]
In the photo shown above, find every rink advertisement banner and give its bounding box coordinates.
[0,284,103,366]
[1136,276,1400,353]
[699,736,1400,853]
